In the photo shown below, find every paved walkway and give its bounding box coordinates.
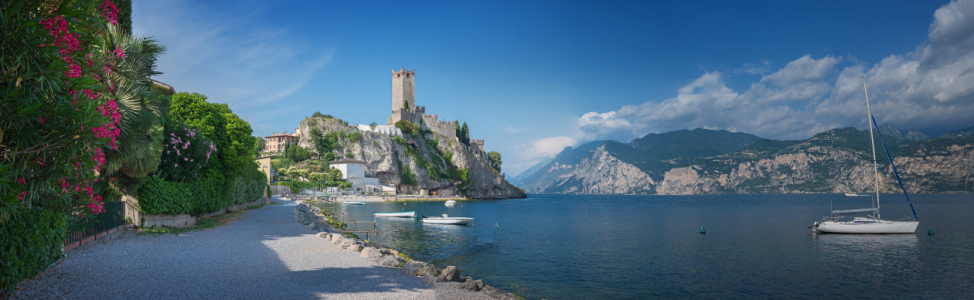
[13,198,481,299]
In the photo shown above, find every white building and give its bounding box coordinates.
[356,124,403,137]
[328,158,385,194]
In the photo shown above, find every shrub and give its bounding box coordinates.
[395,120,414,135]
[158,123,217,182]
[400,165,418,186]
[348,131,363,143]
[392,136,407,146]
[0,207,67,291]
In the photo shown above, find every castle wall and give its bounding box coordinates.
[421,114,457,141]
[392,69,415,111]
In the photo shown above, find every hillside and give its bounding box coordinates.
[517,124,974,195]
[292,116,524,198]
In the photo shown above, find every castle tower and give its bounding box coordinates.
[392,68,415,111]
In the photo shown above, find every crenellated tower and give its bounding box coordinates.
[392,68,415,111]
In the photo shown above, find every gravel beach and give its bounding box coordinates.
[12,197,492,299]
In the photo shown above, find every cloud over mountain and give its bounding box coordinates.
[578,0,974,142]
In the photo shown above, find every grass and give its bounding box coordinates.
[139,203,266,235]
[510,282,531,300]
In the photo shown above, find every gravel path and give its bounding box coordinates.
[12,197,491,299]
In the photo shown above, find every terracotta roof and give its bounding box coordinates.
[328,158,366,164]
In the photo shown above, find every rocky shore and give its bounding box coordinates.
[292,200,518,299]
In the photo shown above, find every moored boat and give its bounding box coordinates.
[445,200,456,207]
[421,214,473,225]
[810,77,919,234]
[343,201,366,205]
[374,211,416,218]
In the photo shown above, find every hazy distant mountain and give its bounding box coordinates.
[877,123,929,141]
[936,125,974,139]
[508,157,551,186]
[515,125,974,195]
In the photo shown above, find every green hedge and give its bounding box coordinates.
[139,170,266,217]
[0,207,67,291]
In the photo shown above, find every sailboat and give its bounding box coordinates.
[811,77,919,234]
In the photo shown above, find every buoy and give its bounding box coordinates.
[928,228,935,235]
[495,223,499,228]
[700,227,706,234]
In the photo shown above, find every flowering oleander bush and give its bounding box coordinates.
[157,124,217,182]
[1,0,125,218]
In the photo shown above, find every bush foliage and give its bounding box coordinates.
[0,207,67,291]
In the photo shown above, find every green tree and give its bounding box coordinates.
[461,122,470,146]
[115,0,132,34]
[254,137,266,156]
[93,24,169,199]
[369,122,378,131]
[488,151,503,173]
[167,92,257,176]
[455,121,461,140]
[286,145,312,162]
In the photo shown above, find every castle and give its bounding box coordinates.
[387,68,480,149]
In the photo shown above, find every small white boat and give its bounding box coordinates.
[422,214,473,225]
[445,200,456,207]
[374,211,416,218]
[844,193,868,197]
[343,201,366,205]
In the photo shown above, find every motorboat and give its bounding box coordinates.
[421,214,473,225]
[343,201,366,205]
[374,211,416,218]
[445,200,456,207]
[810,77,919,234]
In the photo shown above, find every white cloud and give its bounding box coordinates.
[578,0,974,141]
[133,0,334,134]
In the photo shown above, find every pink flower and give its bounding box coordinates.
[18,191,27,200]
[113,46,125,58]
[39,115,46,124]
[17,178,26,184]
[65,63,82,78]
[175,163,178,167]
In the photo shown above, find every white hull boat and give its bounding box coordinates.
[815,217,919,234]
[343,201,366,205]
[810,77,919,234]
[445,200,456,207]
[374,211,415,218]
[422,214,473,225]
[844,193,868,197]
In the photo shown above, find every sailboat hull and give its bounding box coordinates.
[817,220,918,234]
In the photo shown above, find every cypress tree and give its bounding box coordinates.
[461,122,470,146]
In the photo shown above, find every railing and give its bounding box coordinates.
[64,201,125,244]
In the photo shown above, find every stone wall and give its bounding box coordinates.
[421,114,457,141]
[391,68,415,113]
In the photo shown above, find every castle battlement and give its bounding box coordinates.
[470,139,485,152]
[386,69,466,143]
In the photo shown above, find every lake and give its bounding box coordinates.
[321,194,974,299]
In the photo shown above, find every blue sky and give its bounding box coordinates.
[133,0,974,176]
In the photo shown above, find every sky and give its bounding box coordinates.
[132,0,974,176]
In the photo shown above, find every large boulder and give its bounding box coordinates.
[348,244,363,251]
[374,256,401,268]
[461,277,484,291]
[439,266,461,282]
[360,247,382,259]
[316,232,330,239]
[404,260,438,277]
[340,240,356,249]
[331,234,344,244]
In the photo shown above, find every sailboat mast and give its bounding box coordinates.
[862,76,881,220]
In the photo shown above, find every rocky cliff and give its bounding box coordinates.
[297,117,524,198]
[523,127,974,195]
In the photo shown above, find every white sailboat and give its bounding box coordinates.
[811,77,919,234]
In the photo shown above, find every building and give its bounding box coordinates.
[356,124,403,137]
[471,139,485,152]
[385,69,459,141]
[255,155,274,185]
[265,131,296,153]
[328,158,387,194]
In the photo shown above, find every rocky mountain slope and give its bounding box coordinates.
[519,125,974,195]
[297,116,524,198]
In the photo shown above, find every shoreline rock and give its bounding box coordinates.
[293,200,518,299]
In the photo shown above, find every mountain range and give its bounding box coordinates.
[515,124,974,195]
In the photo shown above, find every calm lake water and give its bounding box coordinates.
[323,194,974,299]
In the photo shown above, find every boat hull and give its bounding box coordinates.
[422,217,473,225]
[374,211,415,218]
[343,201,366,205]
[817,220,919,234]
[445,200,456,207]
